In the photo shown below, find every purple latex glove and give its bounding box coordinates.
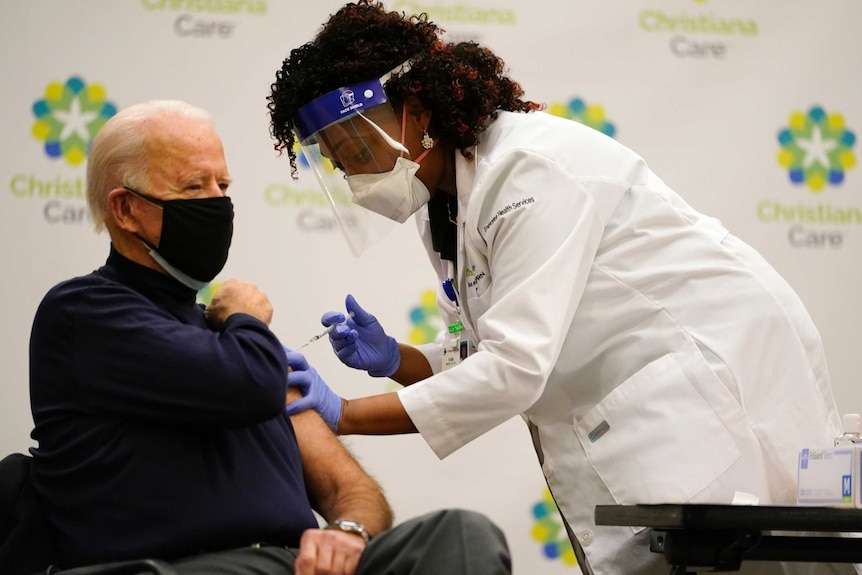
[283,347,342,432]
[321,294,400,378]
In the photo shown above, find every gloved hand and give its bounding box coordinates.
[283,346,343,433]
[322,294,400,378]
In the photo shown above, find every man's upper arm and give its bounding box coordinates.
[33,278,288,426]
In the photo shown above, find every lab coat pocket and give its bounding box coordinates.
[575,353,741,510]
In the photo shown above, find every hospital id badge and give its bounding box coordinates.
[441,322,472,371]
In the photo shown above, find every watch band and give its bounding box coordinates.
[326,519,371,542]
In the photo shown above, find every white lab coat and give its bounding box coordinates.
[398,111,848,575]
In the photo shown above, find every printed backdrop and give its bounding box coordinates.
[1,1,860,572]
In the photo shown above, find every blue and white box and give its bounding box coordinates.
[797,447,857,507]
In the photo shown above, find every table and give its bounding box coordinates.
[594,504,862,574]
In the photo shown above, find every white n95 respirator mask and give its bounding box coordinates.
[347,156,431,223]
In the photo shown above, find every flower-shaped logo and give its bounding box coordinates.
[196,281,223,306]
[383,289,444,393]
[531,488,578,567]
[31,76,117,166]
[777,105,856,193]
[548,97,616,139]
[407,289,443,345]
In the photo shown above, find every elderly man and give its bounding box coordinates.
[28,99,511,575]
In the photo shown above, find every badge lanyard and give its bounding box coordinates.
[441,278,470,371]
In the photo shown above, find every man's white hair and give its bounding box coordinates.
[86,100,213,232]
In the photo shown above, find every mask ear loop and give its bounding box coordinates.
[355,111,409,154]
[400,105,408,159]
[414,143,434,163]
[401,104,435,163]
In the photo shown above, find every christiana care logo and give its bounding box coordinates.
[638,0,757,60]
[759,105,859,249]
[531,488,577,568]
[777,105,856,193]
[548,97,616,139]
[196,281,224,306]
[407,289,443,345]
[31,76,117,166]
[263,142,344,234]
[13,76,116,226]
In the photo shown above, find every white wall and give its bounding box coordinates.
[1,1,860,572]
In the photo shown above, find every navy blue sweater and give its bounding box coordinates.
[29,247,317,567]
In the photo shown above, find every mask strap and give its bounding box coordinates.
[414,142,434,164]
[400,105,435,164]
[124,186,165,208]
[400,106,408,159]
[356,111,409,155]
[148,247,208,291]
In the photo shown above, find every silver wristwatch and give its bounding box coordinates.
[326,519,371,542]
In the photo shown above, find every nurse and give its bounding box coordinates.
[269,2,847,573]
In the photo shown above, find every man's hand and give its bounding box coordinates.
[294,528,366,575]
[204,278,273,328]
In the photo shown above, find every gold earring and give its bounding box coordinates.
[421,131,434,149]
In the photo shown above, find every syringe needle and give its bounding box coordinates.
[297,324,337,350]
[296,311,355,350]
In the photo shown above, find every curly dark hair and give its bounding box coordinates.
[267,0,542,178]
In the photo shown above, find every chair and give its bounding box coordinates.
[0,453,177,575]
[0,452,57,574]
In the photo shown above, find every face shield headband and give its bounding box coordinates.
[293,59,412,142]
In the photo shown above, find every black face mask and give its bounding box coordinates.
[125,187,234,287]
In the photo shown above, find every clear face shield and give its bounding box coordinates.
[294,73,429,257]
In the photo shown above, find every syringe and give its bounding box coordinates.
[297,311,355,350]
